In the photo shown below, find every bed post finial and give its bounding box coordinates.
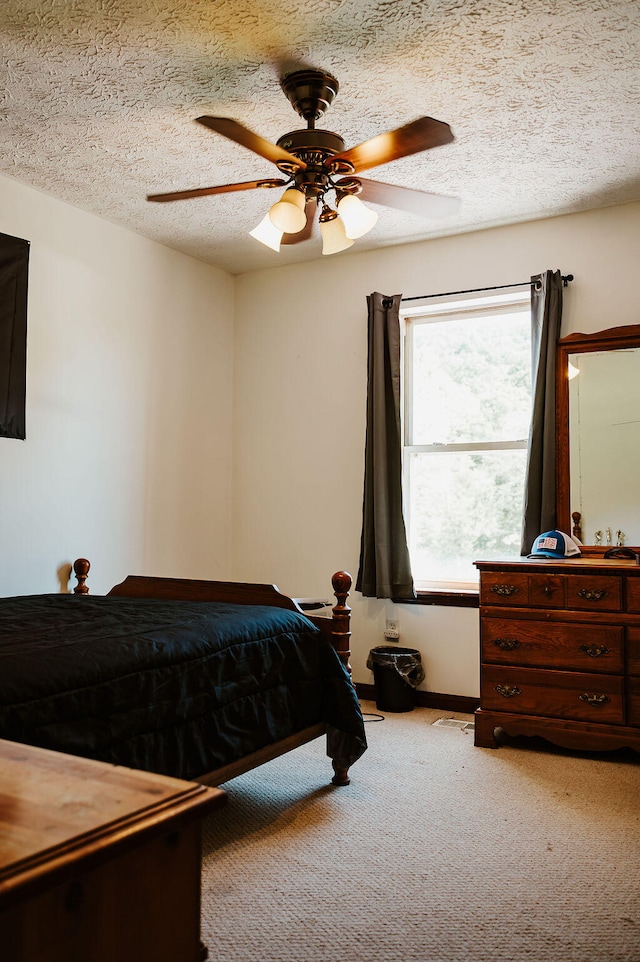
[331,571,352,676]
[73,558,90,595]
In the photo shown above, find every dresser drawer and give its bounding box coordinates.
[480,573,529,606]
[481,618,624,672]
[626,580,640,614]
[481,666,624,724]
[628,677,640,726]
[627,628,640,675]
[527,575,566,608]
[565,575,622,612]
[480,572,622,611]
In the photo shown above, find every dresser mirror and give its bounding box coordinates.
[556,324,640,549]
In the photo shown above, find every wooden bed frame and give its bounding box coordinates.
[71,559,356,787]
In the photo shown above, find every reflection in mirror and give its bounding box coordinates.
[568,348,640,546]
[556,324,640,549]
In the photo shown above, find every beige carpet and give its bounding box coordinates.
[200,702,640,962]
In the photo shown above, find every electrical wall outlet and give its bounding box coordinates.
[384,619,399,640]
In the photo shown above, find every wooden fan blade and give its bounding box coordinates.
[280,199,316,244]
[147,179,286,203]
[348,177,461,219]
[196,117,306,169]
[329,117,454,174]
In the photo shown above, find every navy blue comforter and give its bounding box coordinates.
[0,594,366,780]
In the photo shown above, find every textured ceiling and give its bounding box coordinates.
[2,0,639,274]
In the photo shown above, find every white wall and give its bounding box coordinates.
[0,173,235,596]
[233,200,640,697]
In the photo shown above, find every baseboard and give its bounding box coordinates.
[355,682,479,715]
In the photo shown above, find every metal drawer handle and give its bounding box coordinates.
[491,584,518,597]
[577,588,608,602]
[494,684,521,699]
[493,638,521,651]
[579,692,610,707]
[578,644,610,658]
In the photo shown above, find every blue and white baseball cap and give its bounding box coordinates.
[528,530,581,559]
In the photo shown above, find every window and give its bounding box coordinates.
[402,290,532,592]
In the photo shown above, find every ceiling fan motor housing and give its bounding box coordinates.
[276,128,345,159]
[275,128,354,196]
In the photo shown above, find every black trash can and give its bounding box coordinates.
[366,646,425,713]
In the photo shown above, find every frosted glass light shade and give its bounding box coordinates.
[319,213,354,255]
[337,193,378,238]
[268,189,307,233]
[250,214,283,252]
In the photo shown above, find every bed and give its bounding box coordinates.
[0,560,367,787]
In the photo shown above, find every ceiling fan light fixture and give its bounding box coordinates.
[250,214,283,252]
[268,188,307,233]
[336,192,378,239]
[319,205,354,256]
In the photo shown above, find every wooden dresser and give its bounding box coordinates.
[474,557,640,754]
[0,739,226,962]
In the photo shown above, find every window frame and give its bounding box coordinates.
[400,288,532,604]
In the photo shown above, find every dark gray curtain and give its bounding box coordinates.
[356,292,415,599]
[0,232,29,440]
[520,270,564,554]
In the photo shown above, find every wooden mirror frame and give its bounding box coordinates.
[556,323,640,552]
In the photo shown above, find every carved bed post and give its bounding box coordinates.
[73,558,90,594]
[330,571,352,676]
[330,572,355,788]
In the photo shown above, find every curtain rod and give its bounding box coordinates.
[401,274,574,303]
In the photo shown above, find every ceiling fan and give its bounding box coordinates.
[147,69,460,255]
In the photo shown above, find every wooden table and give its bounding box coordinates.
[0,739,226,962]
